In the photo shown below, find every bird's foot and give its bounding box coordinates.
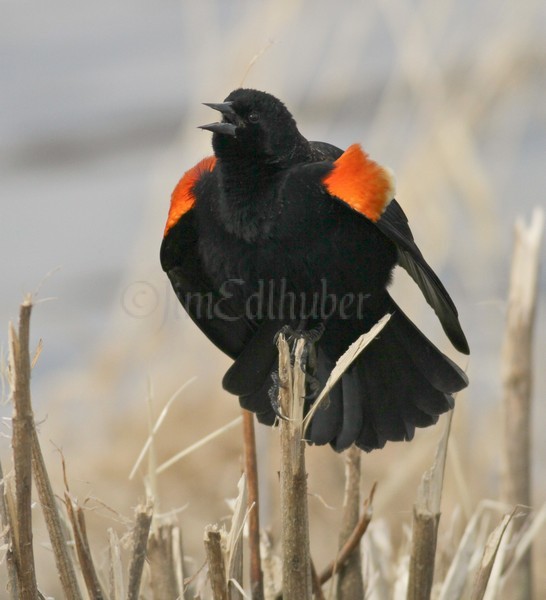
[268,370,288,420]
[274,321,325,348]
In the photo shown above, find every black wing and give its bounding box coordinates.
[161,208,255,359]
[310,142,468,354]
[161,169,281,394]
[376,200,469,354]
[309,140,343,161]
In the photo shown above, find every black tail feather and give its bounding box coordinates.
[234,299,467,452]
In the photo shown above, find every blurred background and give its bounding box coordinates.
[1,0,545,595]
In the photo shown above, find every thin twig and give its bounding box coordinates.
[129,376,196,480]
[156,416,242,475]
[9,296,39,599]
[242,409,264,600]
[319,482,377,585]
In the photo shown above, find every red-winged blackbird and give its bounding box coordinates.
[161,88,469,452]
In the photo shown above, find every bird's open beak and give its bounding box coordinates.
[199,102,238,136]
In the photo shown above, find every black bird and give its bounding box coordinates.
[160,88,469,452]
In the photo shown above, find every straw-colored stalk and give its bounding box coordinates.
[8,296,39,599]
[407,411,453,600]
[277,334,312,599]
[242,409,264,600]
[127,500,154,600]
[336,445,364,599]
[204,525,228,600]
[0,461,18,599]
[501,208,544,599]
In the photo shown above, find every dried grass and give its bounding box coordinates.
[1,202,543,597]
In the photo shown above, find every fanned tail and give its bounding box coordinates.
[307,299,468,452]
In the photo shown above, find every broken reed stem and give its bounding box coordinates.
[278,334,312,600]
[501,208,544,599]
[9,296,39,599]
[241,409,264,600]
[319,482,376,585]
[470,512,514,600]
[407,510,440,600]
[31,428,83,600]
[336,445,364,599]
[127,501,153,600]
[204,525,228,600]
[224,474,247,599]
[64,494,106,600]
[0,461,19,599]
[407,411,453,600]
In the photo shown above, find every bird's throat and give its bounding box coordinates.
[215,157,279,242]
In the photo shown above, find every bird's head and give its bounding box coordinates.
[200,88,308,166]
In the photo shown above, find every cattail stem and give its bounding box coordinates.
[501,208,543,599]
[242,410,264,600]
[278,334,312,599]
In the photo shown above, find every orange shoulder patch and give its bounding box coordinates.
[163,156,217,236]
[323,144,395,222]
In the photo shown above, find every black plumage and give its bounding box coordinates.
[160,88,469,452]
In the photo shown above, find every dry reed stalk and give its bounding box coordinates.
[501,502,546,590]
[129,377,197,481]
[470,512,514,600]
[225,474,248,599]
[242,409,264,600]
[277,334,312,600]
[8,296,83,599]
[407,411,453,600]
[127,500,153,600]
[148,524,180,599]
[336,444,364,599]
[0,461,18,599]
[108,528,124,600]
[204,525,228,600]
[171,526,189,600]
[501,207,544,599]
[439,503,488,600]
[303,315,391,432]
[8,295,39,599]
[31,428,83,600]
[156,415,242,475]
[64,494,106,599]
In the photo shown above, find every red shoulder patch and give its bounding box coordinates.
[323,144,395,222]
[163,156,217,236]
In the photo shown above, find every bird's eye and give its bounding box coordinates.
[248,112,259,123]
